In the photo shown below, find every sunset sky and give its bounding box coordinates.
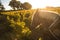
[1,0,60,10]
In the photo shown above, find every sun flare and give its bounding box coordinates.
[2,0,60,10]
[27,0,60,9]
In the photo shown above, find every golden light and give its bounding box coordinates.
[3,0,60,10]
[28,0,60,8]
[25,0,60,9]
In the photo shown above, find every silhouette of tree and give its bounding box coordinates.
[9,0,32,10]
[9,0,22,10]
[0,0,5,10]
[21,2,32,10]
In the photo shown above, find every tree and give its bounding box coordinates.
[21,2,32,10]
[9,0,22,10]
[0,0,5,10]
[9,0,32,10]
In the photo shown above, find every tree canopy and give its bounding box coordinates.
[9,0,32,10]
[21,2,32,10]
[9,0,22,10]
[0,1,5,10]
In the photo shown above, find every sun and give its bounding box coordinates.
[2,0,60,10]
[31,0,47,9]
[27,0,60,9]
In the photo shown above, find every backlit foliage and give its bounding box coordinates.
[0,10,35,40]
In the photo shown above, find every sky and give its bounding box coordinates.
[1,0,60,10]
